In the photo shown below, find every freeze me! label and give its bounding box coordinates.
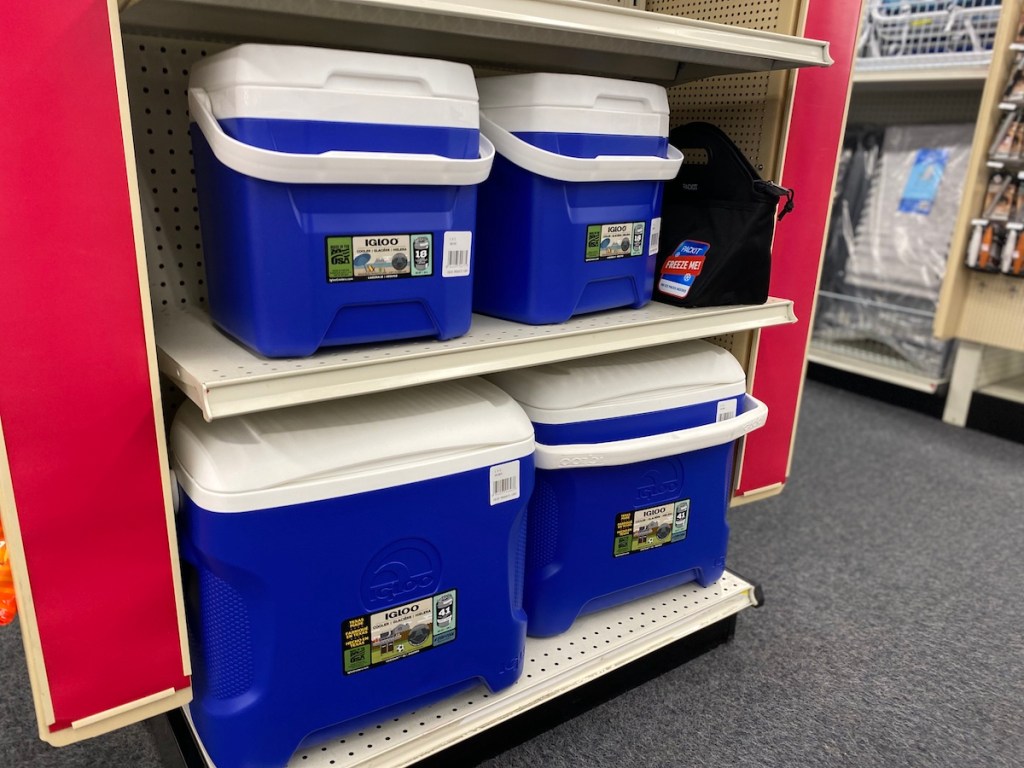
[613,500,691,557]
[342,590,457,675]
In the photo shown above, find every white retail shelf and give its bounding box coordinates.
[181,572,759,768]
[977,372,1024,404]
[808,340,948,394]
[853,52,991,90]
[156,300,796,420]
[119,0,832,85]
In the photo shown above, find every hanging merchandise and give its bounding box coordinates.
[473,73,681,324]
[841,123,972,299]
[188,45,494,357]
[814,122,971,379]
[0,519,15,626]
[821,125,884,293]
[172,379,535,768]
[966,172,1024,276]
[1001,51,1024,103]
[654,122,793,309]
[488,341,768,637]
[964,35,1024,278]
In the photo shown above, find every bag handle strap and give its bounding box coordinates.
[672,121,795,219]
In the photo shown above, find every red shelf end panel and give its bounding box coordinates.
[0,0,190,739]
[738,0,861,496]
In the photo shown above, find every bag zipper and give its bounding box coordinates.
[753,180,795,221]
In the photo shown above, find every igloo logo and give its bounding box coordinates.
[362,539,442,607]
[635,461,683,504]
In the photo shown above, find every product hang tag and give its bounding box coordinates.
[899,148,950,215]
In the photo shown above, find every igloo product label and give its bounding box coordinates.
[326,233,433,282]
[585,222,646,261]
[342,589,457,674]
[612,500,690,557]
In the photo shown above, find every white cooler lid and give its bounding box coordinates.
[171,378,534,513]
[189,44,480,129]
[487,341,746,425]
[477,73,668,137]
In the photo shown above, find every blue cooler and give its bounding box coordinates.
[488,342,768,637]
[188,45,495,357]
[472,74,682,324]
[171,379,534,768]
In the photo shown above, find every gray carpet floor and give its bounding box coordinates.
[1,379,1022,767]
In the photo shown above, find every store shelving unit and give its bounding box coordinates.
[128,0,818,760]
[119,0,831,84]
[809,3,1005,396]
[163,574,759,768]
[977,371,1024,402]
[0,0,855,760]
[807,338,948,394]
[159,301,795,420]
[853,52,992,90]
[934,0,1024,425]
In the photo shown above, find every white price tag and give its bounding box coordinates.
[489,461,521,505]
[442,231,472,277]
[716,399,738,422]
[649,216,661,255]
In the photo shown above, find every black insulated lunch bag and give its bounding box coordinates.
[655,121,793,308]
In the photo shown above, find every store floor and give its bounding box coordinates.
[2,379,1022,767]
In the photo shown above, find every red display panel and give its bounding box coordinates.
[0,1,189,731]
[738,1,861,495]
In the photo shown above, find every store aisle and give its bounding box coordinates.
[482,380,1024,768]
[1,379,1022,767]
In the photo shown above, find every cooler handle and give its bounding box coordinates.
[480,113,683,183]
[534,394,768,470]
[188,88,495,186]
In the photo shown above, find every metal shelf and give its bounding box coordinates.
[977,372,1024,404]
[156,300,796,420]
[853,52,991,91]
[808,339,948,394]
[176,572,758,768]
[119,0,831,85]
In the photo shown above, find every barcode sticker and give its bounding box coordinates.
[442,231,472,277]
[649,217,661,255]
[489,460,521,505]
[716,399,738,422]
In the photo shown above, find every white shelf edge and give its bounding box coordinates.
[181,572,758,768]
[977,372,1024,404]
[119,0,831,84]
[808,342,947,394]
[852,65,990,90]
[156,300,796,420]
[852,51,992,90]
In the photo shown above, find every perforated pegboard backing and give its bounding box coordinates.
[848,89,982,125]
[123,35,229,313]
[648,0,797,174]
[649,0,781,26]
[123,36,231,420]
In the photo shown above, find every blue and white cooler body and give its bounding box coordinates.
[472,73,682,325]
[188,45,495,357]
[170,379,534,768]
[488,342,768,638]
